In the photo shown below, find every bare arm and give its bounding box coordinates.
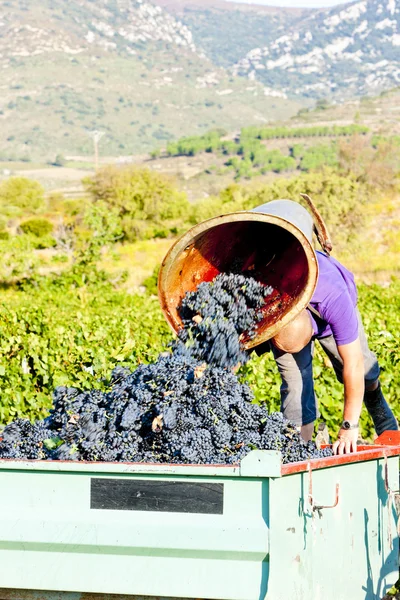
[332,338,364,455]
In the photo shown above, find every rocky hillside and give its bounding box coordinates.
[0,0,302,160]
[0,0,197,60]
[0,0,399,161]
[156,0,308,67]
[232,0,400,99]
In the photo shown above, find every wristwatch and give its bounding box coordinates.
[341,420,359,430]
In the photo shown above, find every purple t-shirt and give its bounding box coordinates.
[308,252,359,346]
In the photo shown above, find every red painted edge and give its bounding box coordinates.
[281,444,400,476]
[375,431,400,446]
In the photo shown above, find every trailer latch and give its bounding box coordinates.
[308,463,340,518]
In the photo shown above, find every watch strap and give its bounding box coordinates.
[341,420,359,430]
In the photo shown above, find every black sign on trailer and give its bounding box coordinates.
[90,478,224,514]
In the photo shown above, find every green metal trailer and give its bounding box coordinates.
[0,433,399,600]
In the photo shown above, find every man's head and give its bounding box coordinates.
[271,309,313,354]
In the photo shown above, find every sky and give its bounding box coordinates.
[225,0,346,7]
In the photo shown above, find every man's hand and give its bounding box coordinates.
[332,428,358,455]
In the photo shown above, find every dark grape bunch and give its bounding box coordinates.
[0,273,333,464]
[175,273,273,368]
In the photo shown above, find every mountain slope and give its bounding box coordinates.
[1,0,399,162]
[0,0,197,58]
[233,0,400,99]
[0,0,302,161]
[157,0,310,67]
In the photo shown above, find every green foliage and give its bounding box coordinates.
[150,148,161,159]
[371,135,400,149]
[52,153,66,167]
[299,144,339,171]
[84,166,189,241]
[65,200,123,287]
[0,280,170,423]
[221,140,238,155]
[191,170,370,249]
[31,235,57,250]
[142,265,160,296]
[225,138,297,178]
[0,177,45,217]
[161,125,369,181]
[226,156,254,180]
[20,218,53,238]
[260,151,296,174]
[241,124,369,141]
[291,144,305,159]
[0,236,40,284]
[166,130,224,157]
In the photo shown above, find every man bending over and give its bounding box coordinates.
[264,251,398,455]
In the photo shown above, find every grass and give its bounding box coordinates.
[337,193,400,283]
[64,161,96,170]
[0,161,49,170]
[22,238,172,293]
[100,238,172,293]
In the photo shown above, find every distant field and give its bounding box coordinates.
[291,89,400,136]
[1,88,399,244]
[1,88,400,201]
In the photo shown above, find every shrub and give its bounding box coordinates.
[53,154,66,167]
[0,177,45,216]
[300,144,338,172]
[339,135,400,190]
[84,166,190,241]
[0,236,40,283]
[31,235,57,250]
[291,144,305,159]
[241,124,369,141]
[166,131,224,157]
[20,218,53,238]
[221,141,237,155]
[142,265,160,296]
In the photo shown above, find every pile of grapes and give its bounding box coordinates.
[0,274,332,464]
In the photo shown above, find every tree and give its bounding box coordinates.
[83,166,189,241]
[316,98,330,111]
[53,154,66,167]
[20,218,53,237]
[0,177,45,216]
